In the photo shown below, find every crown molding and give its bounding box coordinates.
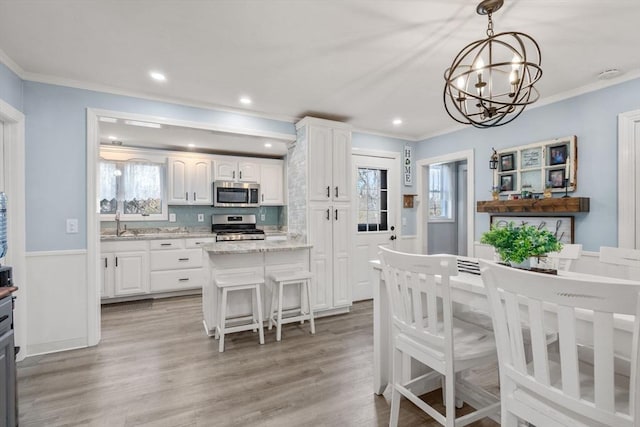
[0,48,25,78]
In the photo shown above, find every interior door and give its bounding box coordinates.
[352,154,398,301]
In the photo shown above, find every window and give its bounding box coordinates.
[100,158,167,220]
[357,168,388,232]
[428,163,454,221]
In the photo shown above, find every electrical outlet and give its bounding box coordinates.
[260,213,266,221]
[66,218,78,234]
[197,213,204,222]
[169,213,176,222]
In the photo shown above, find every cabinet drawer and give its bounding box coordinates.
[150,249,203,271]
[149,239,185,250]
[150,269,204,292]
[185,237,215,248]
[0,296,12,336]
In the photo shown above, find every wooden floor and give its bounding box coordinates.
[17,296,500,427]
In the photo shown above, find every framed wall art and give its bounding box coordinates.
[490,215,575,244]
[494,135,577,195]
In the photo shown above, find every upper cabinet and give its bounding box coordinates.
[167,156,213,205]
[215,158,260,182]
[259,160,285,205]
[307,125,351,202]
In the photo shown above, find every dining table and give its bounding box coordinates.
[370,257,637,402]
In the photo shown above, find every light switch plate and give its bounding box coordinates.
[197,213,204,222]
[260,213,266,221]
[402,217,407,226]
[169,213,176,222]
[66,218,78,234]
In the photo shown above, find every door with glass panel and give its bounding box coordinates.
[352,155,398,301]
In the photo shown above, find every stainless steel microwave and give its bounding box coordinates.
[213,181,260,207]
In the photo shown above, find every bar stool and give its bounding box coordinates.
[268,271,315,341]
[214,273,265,352]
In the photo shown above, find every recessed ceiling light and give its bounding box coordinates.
[99,117,118,123]
[187,143,196,148]
[239,97,252,105]
[393,118,403,126]
[150,71,166,82]
[124,120,162,129]
[264,143,272,148]
[107,135,118,140]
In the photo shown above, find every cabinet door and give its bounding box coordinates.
[100,253,115,298]
[191,158,212,204]
[0,330,16,427]
[167,157,190,204]
[238,160,260,182]
[308,126,332,202]
[332,204,352,307]
[114,251,149,296]
[260,162,284,205]
[332,128,351,202]
[215,159,237,181]
[308,204,333,311]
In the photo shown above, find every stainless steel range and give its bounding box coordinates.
[211,214,265,242]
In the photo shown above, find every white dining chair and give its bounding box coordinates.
[547,243,582,271]
[480,260,640,427]
[599,246,640,280]
[379,247,500,427]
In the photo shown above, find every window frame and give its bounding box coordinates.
[99,148,168,222]
[356,167,389,233]
[428,163,455,223]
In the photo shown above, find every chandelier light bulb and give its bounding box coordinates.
[456,76,466,90]
[475,58,485,75]
[511,54,521,70]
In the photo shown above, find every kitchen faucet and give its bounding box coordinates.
[115,211,126,236]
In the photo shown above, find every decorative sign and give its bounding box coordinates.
[490,215,574,244]
[403,145,412,186]
[521,147,542,168]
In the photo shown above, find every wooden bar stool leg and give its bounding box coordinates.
[254,284,265,345]
[276,281,284,342]
[305,279,315,334]
[218,288,228,353]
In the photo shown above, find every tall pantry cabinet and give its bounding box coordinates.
[290,117,352,314]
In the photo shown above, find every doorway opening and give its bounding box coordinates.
[416,150,475,256]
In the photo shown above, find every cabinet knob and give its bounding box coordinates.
[194,192,196,200]
[240,170,243,179]
[178,278,190,282]
[233,170,236,179]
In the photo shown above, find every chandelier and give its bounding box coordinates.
[443,0,542,128]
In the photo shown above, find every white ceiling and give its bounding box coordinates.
[1,0,640,140]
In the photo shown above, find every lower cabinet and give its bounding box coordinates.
[0,296,16,427]
[101,237,214,301]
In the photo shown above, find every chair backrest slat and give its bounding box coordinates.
[504,292,527,373]
[548,243,582,271]
[599,246,640,280]
[480,260,640,426]
[593,311,615,411]
[557,305,580,399]
[526,299,550,386]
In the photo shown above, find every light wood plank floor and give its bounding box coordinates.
[17,296,499,427]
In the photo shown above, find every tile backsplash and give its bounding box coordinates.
[101,205,285,230]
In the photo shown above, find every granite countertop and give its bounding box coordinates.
[100,227,289,242]
[202,239,312,254]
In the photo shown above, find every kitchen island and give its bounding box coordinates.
[201,239,313,336]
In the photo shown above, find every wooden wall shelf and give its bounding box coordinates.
[477,197,590,213]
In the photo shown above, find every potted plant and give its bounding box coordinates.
[480,222,562,269]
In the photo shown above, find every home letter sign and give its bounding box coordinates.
[404,145,412,186]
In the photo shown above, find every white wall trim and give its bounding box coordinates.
[26,249,88,257]
[618,109,640,249]
[0,97,27,361]
[0,48,25,78]
[352,147,400,160]
[87,109,101,346]
[416,150,475,256]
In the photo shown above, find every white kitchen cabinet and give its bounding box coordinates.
[292,117,353,314]
[214,157,260,182]
[149,238,213,293]
[307,124,351,202]
[259,160,285,205]
[167,156,213,205]
[101,241,150,298]
[308,203,352,311]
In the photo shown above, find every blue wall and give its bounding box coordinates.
[23,82,296,251]
[0,61,23,111]
[416,77,640,251]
